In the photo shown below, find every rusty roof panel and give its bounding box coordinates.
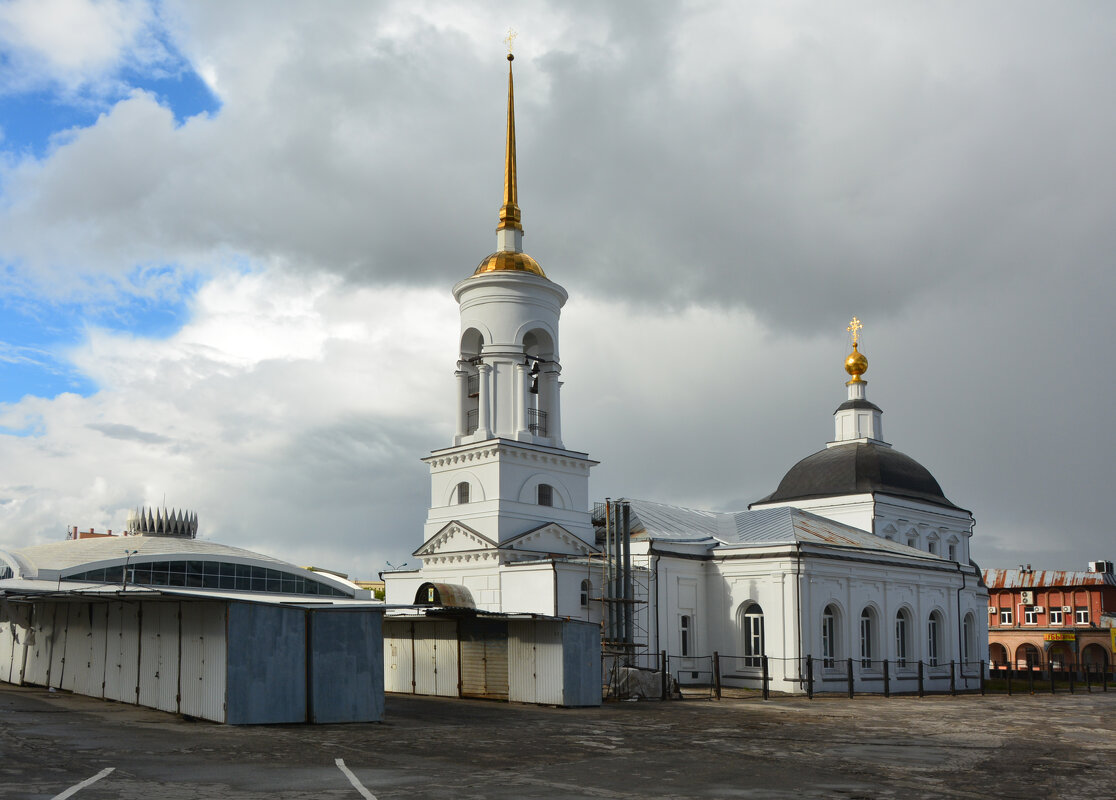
[982,569,1116,589]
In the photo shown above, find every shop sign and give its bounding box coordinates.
[1044,632,1076,642]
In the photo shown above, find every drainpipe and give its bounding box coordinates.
[795,541,804,687]
[956,561,967,689]
[652,550,661,667]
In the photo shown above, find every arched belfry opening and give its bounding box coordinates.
[457,328,485,439]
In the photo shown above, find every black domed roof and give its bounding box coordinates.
[753,442,961,510]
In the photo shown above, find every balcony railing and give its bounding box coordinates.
[528,408,548,437]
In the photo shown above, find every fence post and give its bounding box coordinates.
[883,659,890,698]
[1049,665,1055,695]
[1069,661,1075,694]
[661,650,668,701]
[917,661,924,698]
[847,657,854,699]
[1106,665,1110,692]
[950,660,956,696]
[762,655,770,700]
[1006,663,1012,695]
[980,660,985,696]
[1086,663,1092,693]
[713,652,721,700]
[806,655,814,699]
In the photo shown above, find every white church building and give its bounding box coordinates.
[385,54,989,694]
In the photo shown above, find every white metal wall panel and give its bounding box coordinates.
[23,603,56,687]
[533,621,565,706]
[81,604,109,699]
[0,601,30,685]
[60,603,93,693]
[432,619,458,697]
[48,603,68,689]
[178,602,227,723]
[7,602,30,685]
[0,600,15,684]
[508,621,537,704]
[383,619,414,694]
[138,602,181,713]
[103,602,140,704]
[460,618,508,700]
[413,623,439,696]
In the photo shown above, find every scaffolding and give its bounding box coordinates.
[591,499,649,665]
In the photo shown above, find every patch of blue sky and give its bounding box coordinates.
[0,266,199,405]
[0,45,219,160]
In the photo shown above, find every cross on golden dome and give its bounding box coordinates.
[504,28,518,55]
[847,316,863,347]
[844,317,867,383]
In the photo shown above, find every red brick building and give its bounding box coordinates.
[984,562,1116,674]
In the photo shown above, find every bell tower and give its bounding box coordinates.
[419,50,596,549]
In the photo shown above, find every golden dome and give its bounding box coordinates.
[844,343,868,382]
[473,251,546,277]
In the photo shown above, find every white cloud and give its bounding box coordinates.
[0,270,458,576]
[0,0,167,96]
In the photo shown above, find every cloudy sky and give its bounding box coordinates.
[0,0,1111,578]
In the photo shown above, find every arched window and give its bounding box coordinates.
[962,612,976,664]
[895,609,911,668]
[741,603,764,667]
[927,611,944,667]
[859,608,877,668]
[456,482,470,504]
[580,579,589,607]
[822,605,839,669]
[537,483,553,507]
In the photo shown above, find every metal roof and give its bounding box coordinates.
[7,536,293,575]
[620,499,939,561]
[983,569,1116,589]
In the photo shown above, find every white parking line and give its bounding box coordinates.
[335,758,378,800]
[52,767,115,799]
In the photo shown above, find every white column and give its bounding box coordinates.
[455,368,469,441]
[476,363,493,439]
[551,378,563,447]
[543,366,561,445]
[514,363,530,438]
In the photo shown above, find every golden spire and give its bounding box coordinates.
[497,28,522,233]
[844,317,868,383]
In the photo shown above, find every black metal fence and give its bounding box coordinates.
[604,650,1115,701]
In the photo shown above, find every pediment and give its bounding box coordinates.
[414,522,499,557]
[501,523,598,557]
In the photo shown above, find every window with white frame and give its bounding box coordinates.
[680,615,692,656]
[895,610,910,668]
[927,612,943,667]
[537,483,553,507]
[907,535,918,549]
[579,579,589,607]
[822,605,838,669]
[963,613,975,663]
[948,542,957,561]
[1050,608,1064,625]
[1076,607,1090,625]
[859,608,875,668]
[927,539,938,555]
[999,608,1013,625]
[742,603,764,668]
[1024,606,1038,625]
[456,481,470,504]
